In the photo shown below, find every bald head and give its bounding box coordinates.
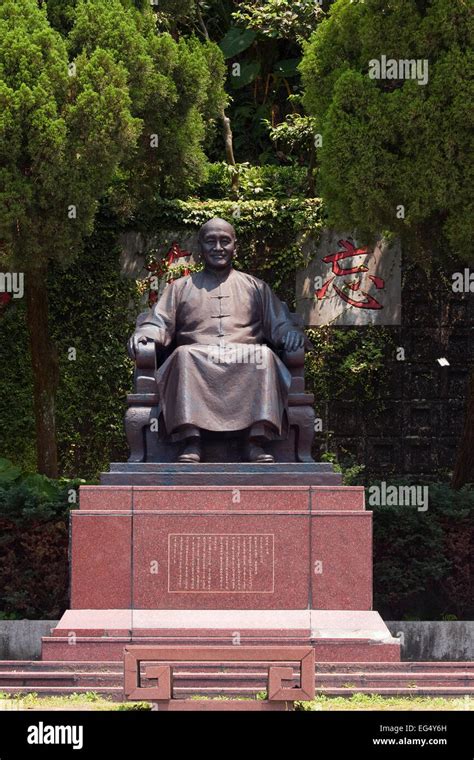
[198,218,236,242]
[198,218,237,272]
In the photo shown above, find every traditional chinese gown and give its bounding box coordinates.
[136,267,301,439]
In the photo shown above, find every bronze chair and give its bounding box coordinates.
[125,304,315,463]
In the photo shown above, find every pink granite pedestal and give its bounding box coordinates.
[43,484,400,663]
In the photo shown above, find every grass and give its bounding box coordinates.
[296,694,473,711]
[0,692,151,711]
[0,691,471,711]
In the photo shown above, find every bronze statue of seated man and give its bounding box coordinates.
[128,218,304,463]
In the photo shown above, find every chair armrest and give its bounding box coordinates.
[280,345,305,369]
[135,338,157,370]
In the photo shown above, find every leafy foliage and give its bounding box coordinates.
[0,0,140,270]
[0,210,141,478]
[0,462,84,619]
[233,0,324,42]
[219,26,257,58]
[0,0,226,267]
[199,161,309,198]
[305,326,395,404]
[300,0,474,261]
[267,113,317,158]
[371,481,474,620]
[68,0,227,208]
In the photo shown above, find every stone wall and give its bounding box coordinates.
[0,621,56,660]
[313,266,473,480]
[386,621,474,662]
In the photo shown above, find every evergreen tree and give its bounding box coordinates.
[0,0,225,475]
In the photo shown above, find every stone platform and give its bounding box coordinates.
[100,462,343,486]
[43,609,399,662]
[43,480,401,671]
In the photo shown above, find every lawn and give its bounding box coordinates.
[1,693,471,712]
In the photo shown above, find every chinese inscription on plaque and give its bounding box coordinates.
[168,534,274,593]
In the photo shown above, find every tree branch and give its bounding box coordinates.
[196,1,239,195]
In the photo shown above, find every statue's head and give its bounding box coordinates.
[198,218,236,271]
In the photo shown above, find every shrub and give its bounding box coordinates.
[0,460,84,619]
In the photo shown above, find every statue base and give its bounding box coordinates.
[42,479,400,672]
[43,609,399,663]
[100,461,342,486]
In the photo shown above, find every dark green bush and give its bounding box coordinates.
[0,212,141,479]
[0,460,83,619]
[371,481,474,620]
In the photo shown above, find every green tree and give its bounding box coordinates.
[68,0,227,210]
[300,0,474,487]
[300,0,473,259]
[0,0,226,476]
[0,0,140,476]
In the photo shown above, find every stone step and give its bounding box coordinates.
[0,675,120,687]
[100,472,342,486]
[102,462,342,488]
[313,687,474,697]
[2,660,473,673]
[1,662,473,696]
[40,636,401,663]
[316,661,474,672]
[176,685,474,698]
[1,668,472,685]
[177,670,474,684]
[0,661,120,673]
[108,463,335,473]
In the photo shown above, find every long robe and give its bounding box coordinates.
[136,267,302,438]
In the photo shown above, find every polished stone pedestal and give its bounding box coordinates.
[43,478,400,664]
[44,609,400,663]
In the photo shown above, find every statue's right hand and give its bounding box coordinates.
[127,331,154,359]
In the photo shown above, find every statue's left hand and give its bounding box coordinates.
[282,331,305,352]
[127,330,154,359]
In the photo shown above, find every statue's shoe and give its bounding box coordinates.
[246,443,274,463]
[177,438,202,463]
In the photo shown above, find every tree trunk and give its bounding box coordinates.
[220,108,239,196]
[451,368,474,489]
[195,2,239,195]
[25,263,59,477]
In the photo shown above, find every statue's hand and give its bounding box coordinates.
[282,330,305,353]
[127,330,155,359]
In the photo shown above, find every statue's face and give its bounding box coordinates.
[199,221,236,270]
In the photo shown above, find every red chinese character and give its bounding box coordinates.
[315,239,385,309]
[165,242,191,265]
